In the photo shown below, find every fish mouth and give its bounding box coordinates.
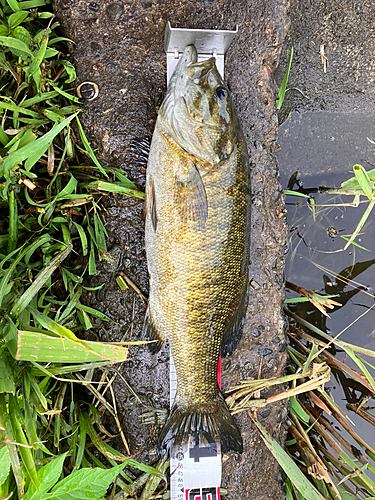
[182,45,198,65]
[174,45,198,77]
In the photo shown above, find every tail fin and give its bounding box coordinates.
[157,393,243,457]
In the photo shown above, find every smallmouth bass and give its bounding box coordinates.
[143,45,250,456]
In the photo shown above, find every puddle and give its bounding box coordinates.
[278,110,375,446]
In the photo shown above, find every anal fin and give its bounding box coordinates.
[141,307,165,354]
[221,288,248,358]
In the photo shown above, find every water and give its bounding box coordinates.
[278,110,375,446]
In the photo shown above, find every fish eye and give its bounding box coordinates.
[216,87,228,100]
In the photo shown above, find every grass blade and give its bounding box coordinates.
[0,238,47,309]
[72,222,88,256]
[75,303,114,322]
[342,195,375,251]
[253,418,325,500]
[0,394,24,499]
[6,189,18,254]
[15,330,129,362]
[76,115,108,178]
[0,114,76,177]
[8,394,39,490]
[0,351,15,394]
[277,46,294,110]
[26,25,49,85]
[10,243,72,317]
[86,180,145,200]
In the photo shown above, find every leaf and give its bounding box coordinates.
[77,309,92,330]
[12,25,32,46]
[342,195,375,251]
[10,244,73,317]
[44,47,59,58]
[25,453,68,500]
[55,175,77,200]
[0,445,11,487]
[0,394,24,497]
[93,211,107,256]
[113,168,138,190]
[21,90,59,108]
[88,238,96,275]
[8,394,39,489]
[0,25,9,36]
[26,26,49,84]
[353,164,373,200]
[43,463,129,500]
[10,0,46,8]
[6,0,21,12]
[75,412,87,470]
[47,82,80,103]
[7,189,18,254]
[37,11,54,18]
[337,484,363,500]
[24,234,51,265]
[0,35,32,60]
[81,412,127,462]
[0,114,76,176]
[59,60,76,83]
[8,10,28,28]
[57,287,82,323]
[284,190,311,199]
[343,346,375,393]
[0,240,42,310]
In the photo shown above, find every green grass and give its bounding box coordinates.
[0,0,161,498]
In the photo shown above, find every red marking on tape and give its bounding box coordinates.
[185,487,220,500]
[217,357,221,391]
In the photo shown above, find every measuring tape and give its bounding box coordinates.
[164,22,237,500]
[169,355,222,500]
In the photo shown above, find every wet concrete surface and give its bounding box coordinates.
[53,1,290,498]
[275,0,375,180]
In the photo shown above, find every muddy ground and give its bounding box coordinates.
[53,1,291,498]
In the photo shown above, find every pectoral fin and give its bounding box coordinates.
[175,163,208,226]
[141,307,165,354]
